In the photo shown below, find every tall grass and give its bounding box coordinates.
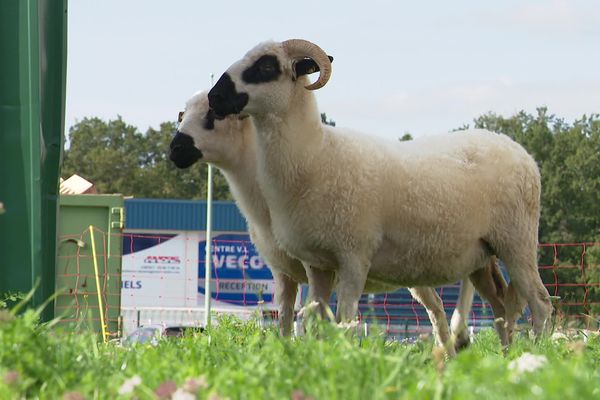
[1,308,599,399]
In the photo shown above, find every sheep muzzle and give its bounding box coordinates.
[169,131,203,168]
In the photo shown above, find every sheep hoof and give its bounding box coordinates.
[297,301,320,319]
[451,327,471,352]
[454,334,471,352]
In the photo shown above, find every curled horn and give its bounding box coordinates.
[282,39,332,90]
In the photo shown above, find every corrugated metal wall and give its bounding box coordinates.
[125,198,248,232]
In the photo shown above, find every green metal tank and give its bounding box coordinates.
[0,1,67,321]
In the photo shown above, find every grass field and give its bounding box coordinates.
[1,306,599,400]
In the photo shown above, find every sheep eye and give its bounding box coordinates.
[242,54,282,84]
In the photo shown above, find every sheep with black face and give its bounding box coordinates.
[170,90,510,352]
[207,39,552,343]
[170,92,306,336]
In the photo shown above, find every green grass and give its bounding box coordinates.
[1,309,599,400]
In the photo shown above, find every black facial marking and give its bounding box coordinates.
[203,109,215,130]
[294,55,334,78]
[242,54,282,84]
[169,131,203,168]
[208,73,249,117]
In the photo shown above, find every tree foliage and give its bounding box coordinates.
[62,117,231,200]
[321,113,336,127]
[399,133,413,142]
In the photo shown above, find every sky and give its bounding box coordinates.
[66,0,600,140]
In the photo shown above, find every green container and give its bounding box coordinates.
[0,0,67,321]
[56,195,125,339]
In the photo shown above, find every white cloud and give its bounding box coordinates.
[478,0,600,37]
[513,0,579,28]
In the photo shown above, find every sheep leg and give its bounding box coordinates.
[334,255,369,323]
[410,287,457,358]
[504,282,527,342]
[500,247,553,339]
[304,263,336,321]
[273,271,299,336]
[469,258,510,347]
[449,279,475,351]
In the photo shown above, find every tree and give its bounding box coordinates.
[62,117,232,200]
[62,117,147,196]
[321,113,336,127]
[399,133,413,141]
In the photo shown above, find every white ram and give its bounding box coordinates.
[206,39,552,340]
[170,90,508,352]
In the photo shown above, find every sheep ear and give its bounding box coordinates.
[293,56,334,78]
